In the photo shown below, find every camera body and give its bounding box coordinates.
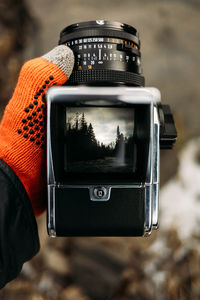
[47,86,161,237]
[47,20,177,237]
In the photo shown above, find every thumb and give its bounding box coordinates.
[42,44,74,81]
[16,45,74,94]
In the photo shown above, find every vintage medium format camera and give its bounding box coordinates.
[47,20,177,237]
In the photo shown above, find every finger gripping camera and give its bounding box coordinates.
[47,20,177,237]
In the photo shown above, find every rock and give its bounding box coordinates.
[0,279,50,300]
[59,286,90,300]
[36,272,62,299]
[43,248,70,276]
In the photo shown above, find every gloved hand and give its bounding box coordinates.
[0,45,74,216]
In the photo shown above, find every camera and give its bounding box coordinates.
[47,20,177,237]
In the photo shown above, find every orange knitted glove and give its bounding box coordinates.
[0,45,74,216]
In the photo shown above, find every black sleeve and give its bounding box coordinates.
[0,159,40,289]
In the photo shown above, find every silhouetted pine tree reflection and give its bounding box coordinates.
[66,113,135,170]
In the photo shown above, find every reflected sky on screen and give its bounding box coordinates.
[66,107,134,145]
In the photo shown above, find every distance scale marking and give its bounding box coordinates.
[65,37,138,48]
[65,37,140,71]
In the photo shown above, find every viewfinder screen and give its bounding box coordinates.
[64,107,136,173]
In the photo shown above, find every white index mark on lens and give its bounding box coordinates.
[96,20,105,25]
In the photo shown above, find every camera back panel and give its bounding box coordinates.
[47,86,161,236]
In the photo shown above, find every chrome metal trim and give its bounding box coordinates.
[47,185,56,237]
[152,107,160,229]
[47,99,55,185]
[153,106,160,184]
[57,184,142,188]
[143,102,154,235]
[145,102,154,184]
[152,183,159,229]
[143,185,152,236]
[89,186,111,201]
[47,86,161,106]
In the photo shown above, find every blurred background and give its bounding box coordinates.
[0,0,200,299]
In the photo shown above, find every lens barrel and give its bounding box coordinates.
[59,20,145,86]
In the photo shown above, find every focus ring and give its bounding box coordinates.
[59,29,140,46]
[68,70,145,86]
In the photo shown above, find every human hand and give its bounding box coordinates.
[0,45,74,216]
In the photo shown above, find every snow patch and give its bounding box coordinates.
[160,138,200,241]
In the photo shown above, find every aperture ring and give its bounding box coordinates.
[67,69,145,86]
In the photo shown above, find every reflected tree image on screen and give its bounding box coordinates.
[64,107,136,173]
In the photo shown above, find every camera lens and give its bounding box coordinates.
[59,20,145,86]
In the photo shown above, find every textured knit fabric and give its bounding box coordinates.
[0,46,74,216]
